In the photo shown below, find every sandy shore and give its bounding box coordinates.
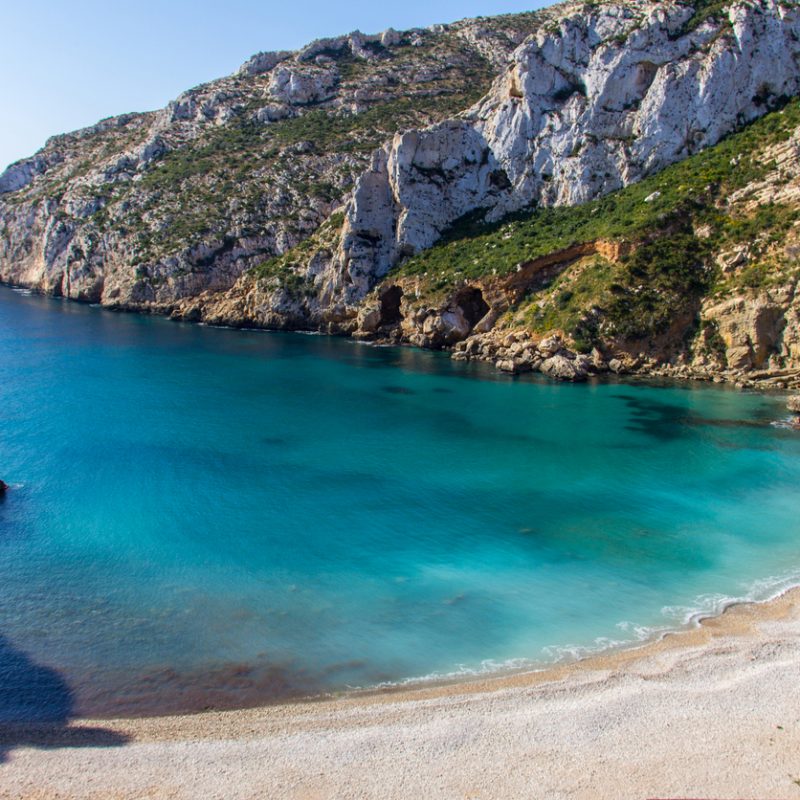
[2,589,800,800]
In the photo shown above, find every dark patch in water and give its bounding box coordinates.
[424,409,549,449]
[691,416,772,429]
[75,658,322,719]
[443,593,468,606]
[261,436,289,446]
[383,385,416,395]
[65,652,417,717]
[320,659,367,678]
[0,634,128,762]
[613,394,693,441]
[432,387,453,394]
[614,394,778,442]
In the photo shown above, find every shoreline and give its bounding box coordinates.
[69,584,800,734]
[3,281,800,394]
[3,587,800,798]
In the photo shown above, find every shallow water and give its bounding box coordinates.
[1,286,799,718]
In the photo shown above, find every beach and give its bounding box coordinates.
[2,588,799,799]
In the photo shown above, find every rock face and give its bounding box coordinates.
[0,17,526,310]
[328,0,800,305]
[701,295,791,370]
[2,0,800,386]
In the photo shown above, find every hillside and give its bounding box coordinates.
[2,0,800,386]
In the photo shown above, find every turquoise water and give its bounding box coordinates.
[1,286,800,718]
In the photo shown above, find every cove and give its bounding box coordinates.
[1,285,799,718]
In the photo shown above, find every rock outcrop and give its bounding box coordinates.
[327,0,800,307]
[2,0,800,388]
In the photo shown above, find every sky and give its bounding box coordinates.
[0,0,551,172]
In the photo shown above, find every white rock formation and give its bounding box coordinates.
[330,0,800,307]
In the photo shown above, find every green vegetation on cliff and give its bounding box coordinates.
[251,211,345,297]
[392,99,800,345]
[678,0,732,34]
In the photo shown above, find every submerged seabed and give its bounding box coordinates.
[1,286,799,719]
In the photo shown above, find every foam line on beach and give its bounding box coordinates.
[354,570,800,695]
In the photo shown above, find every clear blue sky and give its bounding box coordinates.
[0,0,551,171]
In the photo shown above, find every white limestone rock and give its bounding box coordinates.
[0,156,52,194]
[254,104,296,123]
[329,1,800,305]
[269,65,338,105]
[540,353,589,381]
[237,50,292,77]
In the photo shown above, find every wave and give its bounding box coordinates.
[546,569,800,666]
[662,568,800,626]
[357,569,800,694]
[771,417,800,430]
[358,657,542,692]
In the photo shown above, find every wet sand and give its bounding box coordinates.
[2,588,800,799]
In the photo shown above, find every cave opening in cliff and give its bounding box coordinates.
[379,286,404,326]
[454,287,490,328]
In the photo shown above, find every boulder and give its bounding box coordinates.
[420,307,471,346]
[536,336,562,357]
[238,50,291,77]
[269,66,338,106]
[496,359,527,374]
[255,104,295,123]
[608,358,626,374]
[590,348,607,371]
[357,305,382,333]
[380,28,402,47]
[702,298,786,370]
[540,354,588,381]
[787,395,800,414]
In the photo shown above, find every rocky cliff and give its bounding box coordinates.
[2,0,800,387]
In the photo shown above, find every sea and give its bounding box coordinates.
[1,285,799,719]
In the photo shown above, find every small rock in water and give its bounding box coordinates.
[443,592,467,606]
[0,480,7,495]
[540,354,588,381]
[383,385,415,395]
[787,394,800,429]
[608,358,625,374]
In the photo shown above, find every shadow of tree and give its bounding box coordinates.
[0,634,129,763]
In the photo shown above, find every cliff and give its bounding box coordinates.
[2,0,800,387]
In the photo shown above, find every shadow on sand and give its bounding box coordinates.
[0,634,129,763]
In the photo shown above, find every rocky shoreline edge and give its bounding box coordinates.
[4,280,800,395]
[441,328,799,391]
